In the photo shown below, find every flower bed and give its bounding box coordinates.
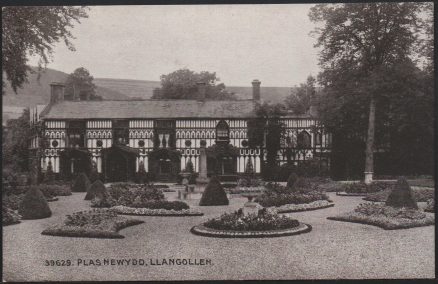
[2,206,21,226]
[327,203,435,230]
[191,210,310,238]
[254,184,330,208]
[424,199,434,213]
[363,188,435,202]
[41,209,144,238]
[340,181,394,195]
[2,193,25,210]
[111,205,203,216]
[270,200,334,213]
[226,186,265,194]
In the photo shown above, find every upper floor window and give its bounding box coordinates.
[297,131,311,148]
[315,132,322,146]
[216,120,229,142]
[113,120,129,146]
[67,120,86,148]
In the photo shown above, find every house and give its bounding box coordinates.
[29,80,331,182]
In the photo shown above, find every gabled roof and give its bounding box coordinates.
[42,99,258,119]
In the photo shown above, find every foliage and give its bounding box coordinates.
[310,3,433,178]
[284,75,316,115]
[85,180,107,201]
[344,181,392,194]
[151,68,236,100]
[286,173,298,188]
[354,203,425,220]
[64,67,101,100]
[203,210,299,231]
[2,109,30,172]
[199,176,229,206]
[42,209,144,239]
[2,193,25,211]
[184,159,194,173]
[37,184,72,198]
[2,206,21,226]
[2,6,88,93]
[385,177,418,209]
[18,186,52,219]
[89,163,100,183]
[364,188,434,203]
[136,161,148,184]
[44,162,55,183]
[71,173,91,192]
[424,199,434,213]
[131,200,189,211]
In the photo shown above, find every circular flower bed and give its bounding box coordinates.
[191,210,311,238]
[111,205,203,216]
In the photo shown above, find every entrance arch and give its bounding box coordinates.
[102,145,138,182]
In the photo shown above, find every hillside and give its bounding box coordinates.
[2,67,131,107]
[3,67,293,109]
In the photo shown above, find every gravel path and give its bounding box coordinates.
[3,192,434,281]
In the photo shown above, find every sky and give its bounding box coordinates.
[30,4,322,87]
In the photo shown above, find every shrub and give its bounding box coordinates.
[286,173,298,188]
[132,200,190,211]
[89,167,100,183]
[344,181,393,194]
[38,184,72,198]
[199,176,229,206]
[85,180,107,200]
[18,187,52,219]
[2,193,25,210]
[385,177,418,209]
[2,206,21,226]
[44,162,55,183]
[91,191,116,208]
[203,210,299,231]
[354,203,425,219]
[424,199,434,213]
[71,173,91,192]
[136,161,147,184]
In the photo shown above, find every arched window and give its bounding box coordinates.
[315,132,322,145]
[216,120,229,142]
[297,131,311,148]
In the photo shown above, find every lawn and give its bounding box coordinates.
[2,189,435,281]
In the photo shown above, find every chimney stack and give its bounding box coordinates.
[197,81,207,101]
[252,79,261,101]
[49,82,65,104]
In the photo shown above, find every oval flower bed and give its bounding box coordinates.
[270,200,334,213]
[42,209,144,239]
[91,183,203,216]
[254,183,333,212]
[191,210,311,238]
[111,205,203,216]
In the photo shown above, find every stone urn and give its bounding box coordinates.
[180,171,191,186]
[241,192,262,216]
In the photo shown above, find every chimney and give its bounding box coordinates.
[49,82,65,104]
[252,79,261,101]
[197,81,207,101]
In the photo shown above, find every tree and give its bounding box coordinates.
[284,75,316,115]
[151,68,237,100]
[2,6,89,94]
[64,67,101,100]
[309,3,430,182]
[248,102,286,180]
[2,109,31,172]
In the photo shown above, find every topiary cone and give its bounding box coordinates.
[85,180,107,200]
[71,172,91,192]
[199,176,229,206]
[385,176,418,209]
[18,187,52,219]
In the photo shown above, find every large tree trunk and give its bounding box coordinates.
[364,97,376,184]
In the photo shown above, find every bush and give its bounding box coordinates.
[2,206,21,226]
[71,173,91,192]
[385,177,418,209]
[89,167,100,183]
[18,187,52,219]
[199,176,229,206]
[136,161,147,184]
[2,193,25,210]
[203,210,299,231]
[286,173,298,188]
[344,181,393,194]
[85,180,107,200]
[38,184,72,198]
[425,199,434,213]
[132,200,190,211]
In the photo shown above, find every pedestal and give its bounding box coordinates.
[364,171,373,184]
[196,145,209,184]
